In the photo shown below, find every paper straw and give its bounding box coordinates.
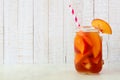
[69,5,80,27]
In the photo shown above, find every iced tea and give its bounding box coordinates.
[74,27,103,73]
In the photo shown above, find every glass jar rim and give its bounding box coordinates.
[76,26,99,32]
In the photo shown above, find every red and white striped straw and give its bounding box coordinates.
[69,5,80,28]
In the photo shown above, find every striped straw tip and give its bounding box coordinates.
[69,5,71,7]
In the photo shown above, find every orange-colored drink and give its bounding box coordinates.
[74,26,103,73]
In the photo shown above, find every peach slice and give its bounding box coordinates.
[77,31,93,47]
[82,58,91,70]
[88,32,102,58]
[74,34,85,54]
[74,31,93,54]
[91,55,101,64]
[90,59,103,73]
[91,50,102,64]
[74,46,81,54]
[91,19,112,34]
[92,56,101,64]
[74,47,92,64]
[84,63,91,70]
[74,53,83,64]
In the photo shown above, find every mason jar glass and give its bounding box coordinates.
[74,26,103,73]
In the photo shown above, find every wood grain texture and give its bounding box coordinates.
[34,0,49,64]
[4,0,18,64]
[4,0,33,64]
[82,0,94,26]
[108,0,120,62]
[63,0,75,64]
[94,0,109,21]
[0,0,3,64]
[1,0,120,64]
[49,0,65,64]
[109,0,120,40]
[17,0,33,63]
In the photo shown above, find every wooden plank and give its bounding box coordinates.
[82,0,94,26]
[0,0,3,64]
[17,0,33,63]
[108,40,120,63]
[94,0,109,21]
[70,0,84,26]
[69,0,93,25]
[49,0,64,64]
[108,0,120,62]
[34,0,49,64]
[4,0,34,64]
[63,0,75,64]
[94,0,109,60]
[4,0,18,64]
[109,0,120,40]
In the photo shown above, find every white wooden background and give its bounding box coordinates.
[0,0,120,64]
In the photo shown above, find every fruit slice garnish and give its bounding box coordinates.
[82,58,91,70]
[74,34,85,54]
[91,19,112,34]
[74,46,81,54]
[91,55,101,64]
[74,53,83,64]
[74,31,93,54]
[84,63,91,70]
[87,32,102,58]
[74,49,92,64]
[77,31,93,47]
